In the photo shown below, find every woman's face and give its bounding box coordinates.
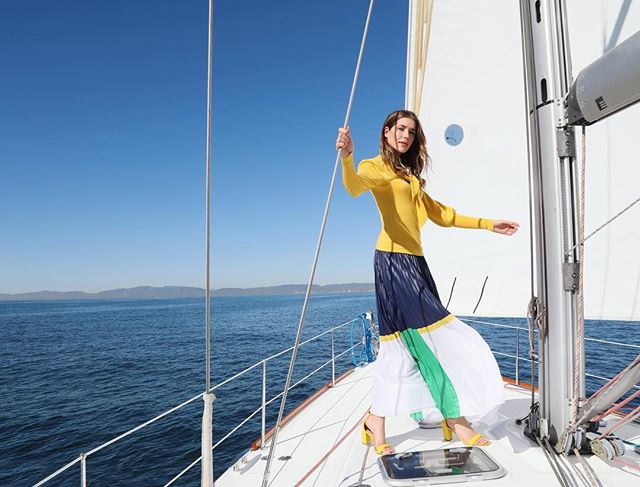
[384,116,416,154]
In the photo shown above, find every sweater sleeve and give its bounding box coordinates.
[341,153,386,197]
[422,192,494,230]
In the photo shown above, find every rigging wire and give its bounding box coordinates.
[560,451,592,487]
[261,2,376,485]
[564,194,640,256]
[536,436,572,487]
[444,276,456,309]
[518,0,543,427]
[471,276,488,314]
[596,406,640,440]
[587,356,640,401]
[612,458,640,472]
[202,1,215,485]
[573,447,603,487]
[593,388,640,422]
[571,126,586,426]
[204,0,214,399]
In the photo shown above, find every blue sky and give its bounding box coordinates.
[0,1,407,293]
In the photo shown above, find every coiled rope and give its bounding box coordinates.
[351,313,376,367]
[261,2,376,485]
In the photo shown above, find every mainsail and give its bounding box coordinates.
[407,0,640,320]
[567,0,640,321]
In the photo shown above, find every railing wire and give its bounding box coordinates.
[33,316,362,487]
[33,315,639,486]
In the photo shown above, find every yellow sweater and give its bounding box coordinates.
[341,153,494,256]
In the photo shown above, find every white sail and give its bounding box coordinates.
[407,0,640,320]
[566,0,640,321]
[407,0,530,318]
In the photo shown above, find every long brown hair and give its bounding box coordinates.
[379,110,429,187]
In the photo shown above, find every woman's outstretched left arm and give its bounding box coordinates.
[422,192,519,235]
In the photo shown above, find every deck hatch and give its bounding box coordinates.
[377,447,506,485]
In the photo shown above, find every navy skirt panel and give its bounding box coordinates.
[374,250,450,338]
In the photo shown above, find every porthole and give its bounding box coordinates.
[445,124,464,146]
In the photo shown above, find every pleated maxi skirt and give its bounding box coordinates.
[371,250,505,421]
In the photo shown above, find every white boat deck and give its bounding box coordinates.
[218,364,640,486]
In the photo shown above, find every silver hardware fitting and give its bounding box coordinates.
[555,99,569,128]
[557,429,584,454]
[590,436,625,461]
[538,417,549,439]
[233,454,250,471]
[568,397,586,409]
[556,127,576,158]
[563,262,580,291]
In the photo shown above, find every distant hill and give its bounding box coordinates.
[212,283,374,296]
[0,284,374,302]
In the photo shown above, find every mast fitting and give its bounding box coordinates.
[556,128,576,158]
[562,262,580,291]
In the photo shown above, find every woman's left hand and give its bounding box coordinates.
[492,220,519,236]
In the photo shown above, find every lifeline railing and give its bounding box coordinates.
[465,318,640,392]
[33,314,639,486]
[33,314,369,487]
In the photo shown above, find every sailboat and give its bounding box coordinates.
[33,0,640,486]
[214,0,640,484]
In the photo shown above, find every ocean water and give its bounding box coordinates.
[1,294,638,486]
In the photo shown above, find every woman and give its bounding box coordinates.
[336,110,518,455]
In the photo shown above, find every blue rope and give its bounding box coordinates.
[351,313,376,367]
[622,439,640,453]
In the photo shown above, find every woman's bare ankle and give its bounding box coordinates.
[366,415,386,437]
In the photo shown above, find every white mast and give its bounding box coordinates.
[520,0,640,449]
[519,0,580,446]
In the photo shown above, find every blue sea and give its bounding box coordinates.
[1,294,638,486]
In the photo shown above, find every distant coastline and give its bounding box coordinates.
[0,284,375,302]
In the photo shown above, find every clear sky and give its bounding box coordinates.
[1,0,407,293]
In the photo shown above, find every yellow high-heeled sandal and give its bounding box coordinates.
[361,413,373,445]
[362,413,395,455]
[441,419,491,446]
[441,419,453,441]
